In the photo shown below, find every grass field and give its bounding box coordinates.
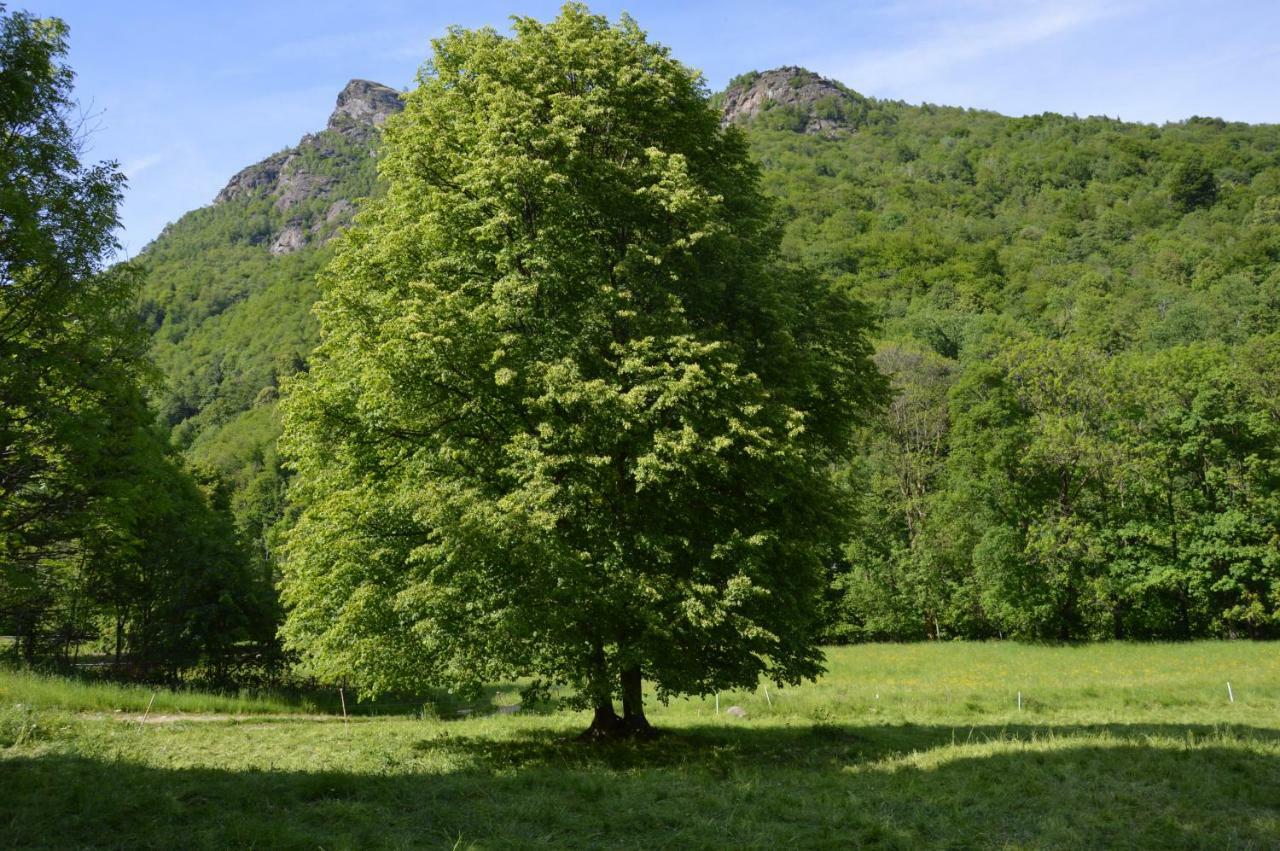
[3,643,1279,848]
[0,667,323,716]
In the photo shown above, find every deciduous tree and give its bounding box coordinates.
[280,5,885,738]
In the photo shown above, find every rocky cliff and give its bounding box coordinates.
[328,79,402,132]
[719,67,868,134]
[212,80,402,254]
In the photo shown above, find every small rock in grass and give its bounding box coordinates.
[725,705,747,719]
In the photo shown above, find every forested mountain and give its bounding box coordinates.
[137,81,402,564]
[136,66,1280,641]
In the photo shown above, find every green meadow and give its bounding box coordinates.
[3,642,1278,849]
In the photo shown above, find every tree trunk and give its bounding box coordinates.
[577,639,625,741]
[620,665,655,738]
[575,666,657,741]
[577,701,624,741]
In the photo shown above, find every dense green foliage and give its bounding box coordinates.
[751,100,1280,354]
[0,5,271,677]
[842,336,1280,640]
[279,7,884,735]
[732,82,1280,639]
[127,12,1280,651]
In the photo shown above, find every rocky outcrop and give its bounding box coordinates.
[719,67,865,134]
[212,79,403,254]
[269,223,307,256]
[323,199,355,224]
[273,167,335,213]
[214,150,290,206]
[327,79,402,134]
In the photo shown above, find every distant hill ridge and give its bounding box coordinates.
[175,67,879,262]
[134,65,1280,570]
[198,67,871,250]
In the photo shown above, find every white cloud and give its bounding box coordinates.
[121,152,164,180]
[832,0,1138,95]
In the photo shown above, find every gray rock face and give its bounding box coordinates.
[273,165,335,213]
[719,67,863,135]
[269,223,306,256]
[301,203,351,246]
[328,79,402,133]
[215,80,402,208]
[211,79,405,254]
[214,150,290,206]
[324,199,355,223]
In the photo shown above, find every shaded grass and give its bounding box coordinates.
[0,666,533,719]
[4,719,1278,848]
[3,642,1280,848]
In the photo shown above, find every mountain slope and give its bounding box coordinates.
[136,67,1280,578]
[137,80,403,558]
[730,70,1280,354]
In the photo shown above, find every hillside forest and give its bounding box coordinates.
[4,6,1280,689]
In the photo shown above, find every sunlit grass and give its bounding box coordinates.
[4,642,1279,848]
[0,668,320,716]
[690,641,1280,728]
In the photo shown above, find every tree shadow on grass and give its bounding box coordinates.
[3,723,1278,848]
[413,719,1280,772]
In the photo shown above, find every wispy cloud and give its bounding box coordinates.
[121,153,165,180]
[832,0,1140,95]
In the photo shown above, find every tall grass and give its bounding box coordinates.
[5,641,1277,723]
[0,668,321,715]
[689,641,1280,728]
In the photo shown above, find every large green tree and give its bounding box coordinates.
[0,4,142,652]
[0,4,272,673]
[281,5,884,737]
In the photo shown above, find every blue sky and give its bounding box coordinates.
[38,1,1280,252]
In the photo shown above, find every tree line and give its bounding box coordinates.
[839,335,1280,641]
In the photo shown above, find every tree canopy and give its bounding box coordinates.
[280,5,885,736]
[0,4,272,676]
